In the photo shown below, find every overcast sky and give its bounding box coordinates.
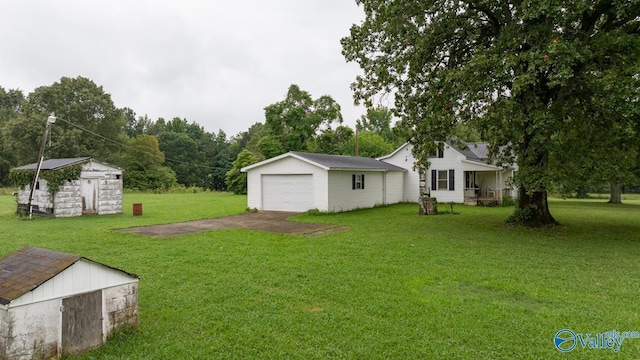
[0,0,369,136]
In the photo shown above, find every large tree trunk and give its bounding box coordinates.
[515,186,559,226]
[608,183,622,204]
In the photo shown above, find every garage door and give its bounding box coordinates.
[262,174,313,212]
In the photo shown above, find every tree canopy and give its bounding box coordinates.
[342,1,640,225]
[264,84,343,153]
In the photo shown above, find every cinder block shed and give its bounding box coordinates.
[0,247,139,359]
[13,157,123,217]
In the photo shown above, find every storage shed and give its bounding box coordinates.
[241,152,406,212]
[0,246,139,359]
[13,157,123,217]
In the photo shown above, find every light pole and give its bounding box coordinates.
[27,112,56,219]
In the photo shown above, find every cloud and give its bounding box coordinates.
[0,0,366,136]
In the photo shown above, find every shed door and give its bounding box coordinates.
[62,290,103,355]
[262,174,313,212]
[81,178,98,212]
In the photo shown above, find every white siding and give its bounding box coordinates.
[9,260,138,308]
[378,144,420,202]
[246,156,328,211]
[384,171,405,204]
[327,171,384,212]
[382,143,513,204]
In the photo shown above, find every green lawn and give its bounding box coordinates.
[1,193,639,359]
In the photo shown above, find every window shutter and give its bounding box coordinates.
[361,174,365,189]
[352,174,355,189]
[449,169,455,191]
[431,170,437,190]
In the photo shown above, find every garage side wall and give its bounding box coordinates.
[379,144,420,202]
[384,171,405,205]
[246,157,328,211]
[327,171,384,212]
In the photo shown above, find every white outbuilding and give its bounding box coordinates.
[13,157,123,217]
[0,246,139,359]
[241,152,406,212]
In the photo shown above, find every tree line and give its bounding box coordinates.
[0,78,404,193]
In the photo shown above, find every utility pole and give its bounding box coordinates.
[27,113,56,219]
[355,126,359,157]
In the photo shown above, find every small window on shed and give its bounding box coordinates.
[35,181,40,190]
[116,174,121,180]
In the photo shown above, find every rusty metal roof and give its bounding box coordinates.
[13,157,92,171]
[0,247,138,305]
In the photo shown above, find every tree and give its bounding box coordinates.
[124,134,177,191]
[204,130,234,191]
[357,106,401,146]
[264,84,343,152]
[123,108,153,138]
[0,87,24,185]
[225,149,258,195]
[4,77,127,167]
[158,131,204,187]
[256,135,284,159]
[313,125,355,154]
[342,130,395,158]
[342,1,640,226]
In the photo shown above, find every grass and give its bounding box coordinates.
[1,193,639,359]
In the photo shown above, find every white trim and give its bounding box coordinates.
[242,152,330,172]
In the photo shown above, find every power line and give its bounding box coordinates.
[54,116,231,171]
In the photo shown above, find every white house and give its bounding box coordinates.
[13,157,123,217]
[241,152,406,212]
[378,142,517,205]
[0,246,139,359]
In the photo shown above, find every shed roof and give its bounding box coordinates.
[13,157,122,171]
[242,151,406,172]
[0,246,138,305]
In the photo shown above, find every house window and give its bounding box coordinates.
[431,169,455,191]
[352,174,365,190]
[437,170,448,190]
[428,148,445,158]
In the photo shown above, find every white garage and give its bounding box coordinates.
[262,174,313,211]
[241,152,405,213]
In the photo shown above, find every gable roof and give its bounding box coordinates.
[242,152,406,172]
[0,246,138,305]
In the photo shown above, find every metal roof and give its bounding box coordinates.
[0,247,138,305]
[289,152,406,171]
[13,157,92,171]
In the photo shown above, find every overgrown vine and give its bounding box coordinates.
[9,165,83,196]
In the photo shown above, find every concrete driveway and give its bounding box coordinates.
[118,211,347,238]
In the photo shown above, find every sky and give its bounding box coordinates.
[0,0,371,137]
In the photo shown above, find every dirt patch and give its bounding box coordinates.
[118,211,347,238]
